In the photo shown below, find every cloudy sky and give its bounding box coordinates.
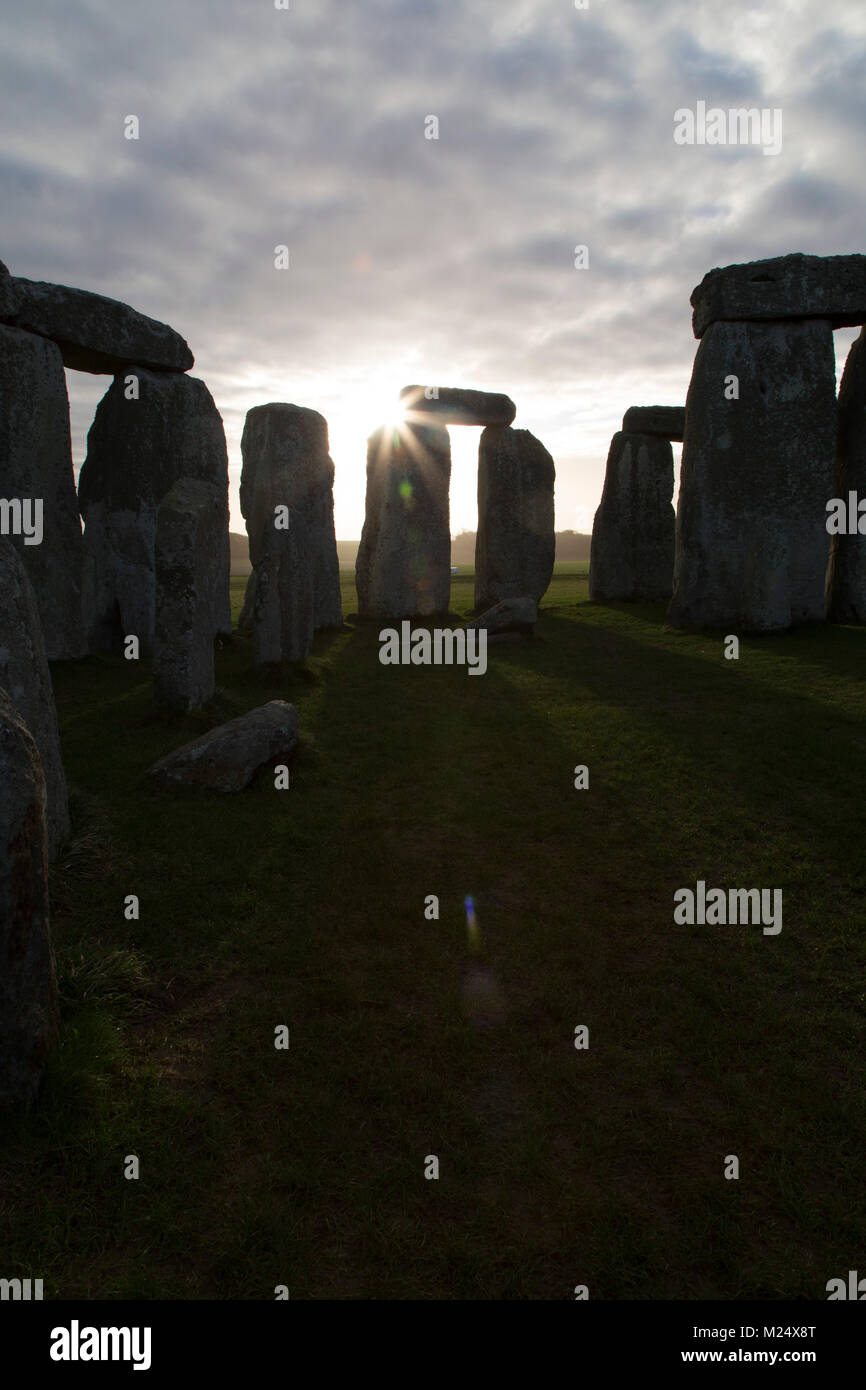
[2,0,864,539]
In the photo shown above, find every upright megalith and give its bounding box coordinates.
[827,327,866,622]
[154,479,224,711]
[621,406,685,441]
[0,540,70,860]
[668,317,837,631]
[475,426,555,612]
[399,385,516,427]
[0,688,57,1108]
[0,272,193,374]
[78,369,230,653]
[356,421,452,619]
[0,324,86,659]
[239,404,341,665]
[691,252,866,338]
[589,432,675,602]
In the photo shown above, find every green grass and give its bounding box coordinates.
[1,561,865,1299]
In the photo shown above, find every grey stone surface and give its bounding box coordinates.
[622,405,685,441]
[239,404,341,665]
[154,479,223,711]
[475,426,555,611]
[691,252,866,338]
[0,324,86,659]
[827,327,866,622]
[589,432,675,602]
[356,421,452,619]
[399,385,516,426]
[668,318,836,632]
[465,596,538,633]
[148,700,300,792]
[0,540,70,860]
[0,275,193,374]
[0,688,57,1108]
[78,370,230,653]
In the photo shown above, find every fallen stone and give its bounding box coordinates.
[465,596,537,634]
[153,479,224,711]
[0,540,70,859]
[0,324,86,658]
[239,404,341,664]
[0,276,193,374]
[147,700,300,792]
[826,327,866,622]
[668,318,836,631]
[399,385,516,426]
[79,370,230,653]
[475,426,555,611]
[622,405,685,441]
[691,252,866,338]
[0,688,57,1108]
[356,421,452,619]
[589,432,675,602]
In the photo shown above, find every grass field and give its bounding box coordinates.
[1,562,865,1299]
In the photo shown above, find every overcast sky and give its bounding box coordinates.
[2,0,864,538]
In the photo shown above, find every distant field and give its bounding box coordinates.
[2,568,864,1299]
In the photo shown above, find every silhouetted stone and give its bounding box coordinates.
[0,541,70,860]
[79,370,230,653]
[668,318,836,631]
[0,275,193,374]
[465,596,537,634]
[356,422,452,619]
[691,252,866,338]
[827,327,866,622]
[154,480,224,711]
[589,433,675,602]
[622,405,685,441]
[239,404,341,665]
[475,426,555,611]
[400,385,516,426]
[148,700,300,792]
[0,324,86,659]
[0,688,57,1108]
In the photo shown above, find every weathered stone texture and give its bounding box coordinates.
[0,540,70,859]
[475,426,555,612]
[356,422,452,619]
[399,385,516,426]
[590,432,675,602]
[691,253,866,338]
[668,318,836,631]
[78,370,230,653]
[0,324,85,658]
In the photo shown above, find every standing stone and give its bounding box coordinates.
[668,318,837,632]
[399,385,516,426]
[78,369,230,653]
[154,479,223,710]
[0,324,85,659]
[0,688,57,1108]
[827,328,866,622]
[475,426,555,612]
[240,404,341,661]
[589,433,675,602]
[0,540,70,860]
[356,421,452,619]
